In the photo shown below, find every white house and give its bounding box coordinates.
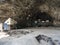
[0,23,3,32]
[4,18,17,30]
[4,18,17,25]
[0,18,17,32]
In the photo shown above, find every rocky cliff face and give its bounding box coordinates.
[0,0,60,27]
[0,3,15,17]
[5,0,60,20]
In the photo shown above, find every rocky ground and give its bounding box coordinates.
[0,27,60,45]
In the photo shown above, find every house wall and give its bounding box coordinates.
[0,23,3,32]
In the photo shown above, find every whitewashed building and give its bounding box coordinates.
[0,18,17,32]
[0,23,3,32]
[4,18,17,30]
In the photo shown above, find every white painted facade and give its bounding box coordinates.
[4,18,17,30]
[0,23,3,32]
[0,18,17,32]
[4,18,17,25]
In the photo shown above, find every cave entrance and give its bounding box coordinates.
[34,12,53,22]
[31,12,53,27]
[16,11,54,28]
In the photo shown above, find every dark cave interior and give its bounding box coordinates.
[17,11,54,28]
[32,12,53,22]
